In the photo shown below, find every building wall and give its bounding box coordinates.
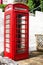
[3,0,12,4]
[0,9,4,53]
[3,0,27,4]
[29,11,43,51]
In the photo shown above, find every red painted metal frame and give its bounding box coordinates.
[4,3,29,60]
[0,0,2,4]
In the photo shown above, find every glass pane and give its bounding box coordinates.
[21,39,25,42]
[6,48,10,53]
[6,24,10,28]
[6,14,10,33]
[21,25,25,29]
[5,14,10,52]
[16,14,26,53]
[6,43,10,48]
[21,43,25,48]
[21,34,25,38]
[21,16,25,19]
[6,29,10,33]
[17,34,21,38]
[6,19,10,24]
[6,39,10,43]
[6,34,10,38]
[6,15,10,19]
[21,20,25,24]
[21,30,25,33]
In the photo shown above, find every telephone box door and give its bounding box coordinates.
[14,11,29,60]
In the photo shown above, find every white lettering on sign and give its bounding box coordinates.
[15,7,26,10]
[5,8,12,11]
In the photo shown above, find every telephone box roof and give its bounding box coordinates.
[5,3,29,11]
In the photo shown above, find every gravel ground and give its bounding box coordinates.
[0,51,43,65]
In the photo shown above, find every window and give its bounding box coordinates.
[16,14,26,53]
[6,48,10,53]
[5,14,10,53]
[6,15,10,19]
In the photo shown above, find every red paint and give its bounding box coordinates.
[0,0,2,4]
[4,3,29,60]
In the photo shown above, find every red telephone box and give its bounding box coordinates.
[4,3,29,60]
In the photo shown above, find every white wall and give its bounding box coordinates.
[0,9,4,53]
[3,0,14,4]
[3,0,26,4]
[29,15,36,51]
[3,0,8,4]
[7,0,15,4]
[29,11,43,51]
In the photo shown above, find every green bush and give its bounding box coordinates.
[0,4,7,12]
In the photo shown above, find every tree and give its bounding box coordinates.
[33,0,40,8]
[26,0,41,13]
[33,0,41,11]
[27,0,35,11]
[40,0,43,12]
[0,4,6,12]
